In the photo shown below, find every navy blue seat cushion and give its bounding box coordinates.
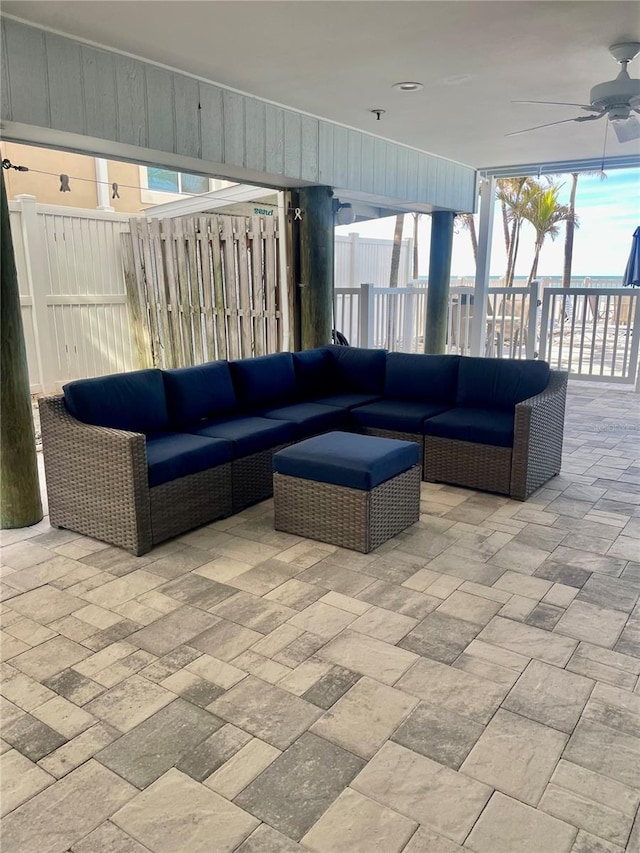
[457,358,550,410]
[260,402,347,438]
[293,348,335,398]
[163,361,237,427]
[351,399,452,433]
[312,392,381,410]
[145,433,233,487]
[189,416,296,458]
[229,353,297,410]
[423,407,515,448]
[273,430,419,490]
[326,345,387,395]
[64,369,169,435]
[385,353,459,403]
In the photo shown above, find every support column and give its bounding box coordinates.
[470,176,496,356]
[424,210,455,354]
[1,168,43,528]
[298,186,334,349]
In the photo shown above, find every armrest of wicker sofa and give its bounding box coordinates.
[39,396,152,555]
[510,369,568,500]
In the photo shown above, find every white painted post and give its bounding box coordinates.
[400,281,416,352]
[95,158,115,212]
[349,232,360,288]
[277,191,291,351]
[527,280,540,359]
[359,282,374,348]
[470,176,496,357]
[14,195,58,393]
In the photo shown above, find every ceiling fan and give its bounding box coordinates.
[509,42,640,143]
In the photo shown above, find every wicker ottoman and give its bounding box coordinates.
[273,431,420,553]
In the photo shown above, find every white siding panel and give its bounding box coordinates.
[385,143,398,198]
[318,121,334,185]
[82,46,118,141]
[199,82,224,163]
[360,135,375,194]
[223,90,245,167]
[116,58,147,148]
[265,104,284,175]
[283,110,302,179]
[301,116,319,182]
[174,75,201,159]
[332,126,348,188]
[245,98,266,172]
[347,130,362,191]
[46,34,84,136]
[406,149,419,201]
[4,19,49,127]
[373,139,386,196]
[146,66,175,153]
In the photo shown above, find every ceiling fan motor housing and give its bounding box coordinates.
[590,71,640,118]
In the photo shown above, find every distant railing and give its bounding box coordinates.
[335,281,640,385]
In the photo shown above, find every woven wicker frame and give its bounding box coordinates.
[232,444,290,512]
[273,464,420,553]
[423,369,568,500]
[39,396,232,555]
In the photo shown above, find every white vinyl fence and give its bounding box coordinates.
[11,195,135,393]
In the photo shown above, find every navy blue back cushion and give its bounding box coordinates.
[64,369,169,434]
[326,345,387,394]
[229,352,297,409]
[293,348,335,398]
[456,358,551,410]
[163,362,237,427]
[385,353,459,403]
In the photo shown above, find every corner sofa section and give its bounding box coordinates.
[40,346,567,555]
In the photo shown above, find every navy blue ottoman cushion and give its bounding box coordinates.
[273,430,419,490]
[64,369,169,435]
[351,399,451,432]
[423,407,515,447]
[189,416,296,458]
[145,433,233,487]
[456,357,550,410]
[326,346,387,395]
[260,402,347,437]
[385,353,459,403]
[229,353,297,409]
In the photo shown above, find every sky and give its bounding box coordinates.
[335,167,640,280]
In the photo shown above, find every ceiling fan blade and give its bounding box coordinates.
[612,115,640,142]
[506,114,602,137]
[512,100,604,112]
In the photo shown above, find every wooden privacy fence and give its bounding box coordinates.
[122,214,283,369]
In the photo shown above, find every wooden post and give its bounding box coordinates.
[298,186,334,349]
[1,167,43,528]
[424,211,455,354]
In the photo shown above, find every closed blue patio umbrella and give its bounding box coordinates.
[623,227,640,287]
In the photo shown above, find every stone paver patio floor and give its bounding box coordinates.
[1,383,640,853]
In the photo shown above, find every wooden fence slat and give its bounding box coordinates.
[161,218,186,367]
[184,219,204,364]
[173,217,195,365]
[121,232,153,368]
[198,215,217,361]
[235,216,254,358]
[220,216,240,361]
[263,215,279,351]
[208,215,227,361]
[250,216,266,356]
[135,218,162,367]
[149,218,175,368]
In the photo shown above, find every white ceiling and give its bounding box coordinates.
[4,0,640,171]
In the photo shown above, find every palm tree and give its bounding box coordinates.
[496,177,540,286]
[562,170,604,288]
[411,213,422,280]
[521,185,573,285]
[456,213,478,264]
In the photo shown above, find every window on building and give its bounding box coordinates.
[147,167,210,195]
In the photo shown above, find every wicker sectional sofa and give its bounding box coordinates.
[40,346,567,555]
